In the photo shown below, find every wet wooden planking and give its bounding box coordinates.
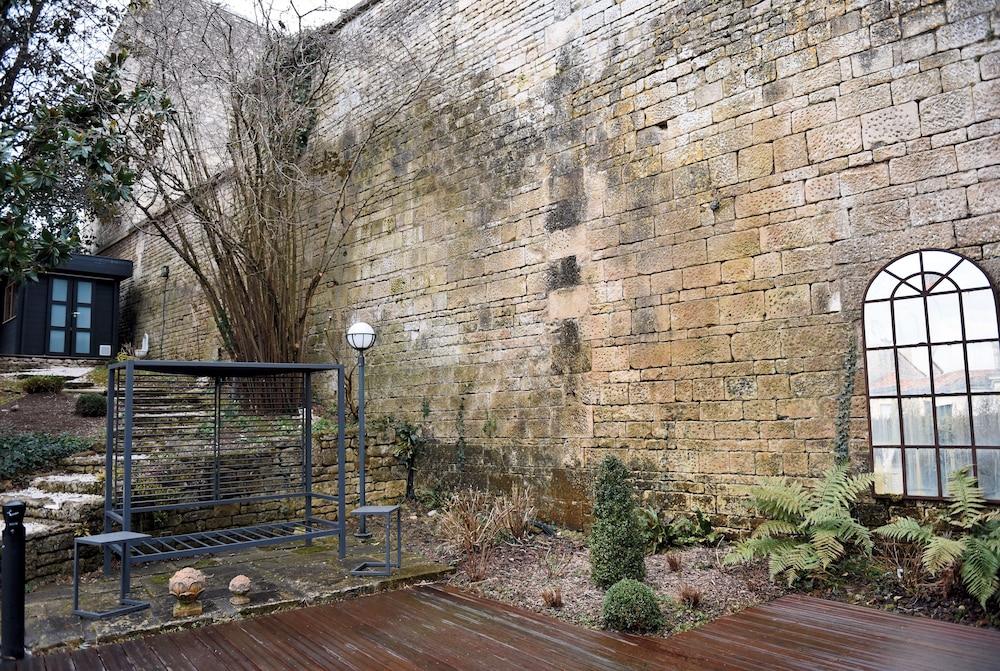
[15,587,1000,670]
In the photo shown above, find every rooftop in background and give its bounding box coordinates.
[108,360,342,376]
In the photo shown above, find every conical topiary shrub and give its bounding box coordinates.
[589,455,645,587]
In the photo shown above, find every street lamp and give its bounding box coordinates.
[346,321,376,538]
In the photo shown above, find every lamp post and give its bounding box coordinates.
[346,321,376,538]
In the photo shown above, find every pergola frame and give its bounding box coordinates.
[100,360,347,572]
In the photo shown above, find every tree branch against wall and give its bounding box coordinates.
[127,0,438,362]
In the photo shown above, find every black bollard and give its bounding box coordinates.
[1,501,26,661]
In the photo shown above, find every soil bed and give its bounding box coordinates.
[403,503,785,635]
[402,502,999,634]
[0,392,104,437]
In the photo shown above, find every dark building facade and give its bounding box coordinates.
[1,255,133,359]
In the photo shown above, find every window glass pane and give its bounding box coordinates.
[964,290,999,340]
[49,329,65,353]
[976,449,1000,500]
[968,341,1000,392]
[902,397,934,445]
[76,281,92,305]
[950,260,990,289]
[887,253,921,279]
[51,278,67,302]
[897,346,930,395]
[74,331,90,355]
[936,396,971,445]
[904,448,939,496]
[940,450,973,495]
[894,298,928,345]
[49,303,66,328]
[927,294,962,342]
[870,399,900,445]
[895,282,919,297]
[864,302,893,347]
[866,272,897,301]
[932,344,966,393]
[873,448,903,495]
[930,277,958,294]
[972,395,1000,446]
[76,306,91,329]
[923,250,961,275]
[866,350,896,396]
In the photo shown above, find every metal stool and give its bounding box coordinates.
[72,531,151,619]
[350,505,402,576]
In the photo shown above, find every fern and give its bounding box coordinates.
[726,464,873,585]
[876,469,1000,607]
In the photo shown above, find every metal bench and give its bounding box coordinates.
[349,505,402,576]
[73,531,151,619]
[90,361,348,589]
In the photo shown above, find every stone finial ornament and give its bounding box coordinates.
[169,567,207,617]
[229,574,252,606]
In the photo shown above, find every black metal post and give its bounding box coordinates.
[355,351,370,538]
[303,372,313,547]
[2,501,27,661]
[337,367,347,559]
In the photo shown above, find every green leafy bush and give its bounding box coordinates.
[725,464,874,585]
[877,469,1000,608]
[74,393,106,417]
[601,579,663,633]
[589,456,645,587]
[0,433,94,481]
[20,375,64,394]
[638,507,721,555]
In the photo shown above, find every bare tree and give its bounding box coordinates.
[124,0,435,362]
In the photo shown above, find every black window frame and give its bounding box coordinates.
[862,248,1000,503]
[2,283,16,323]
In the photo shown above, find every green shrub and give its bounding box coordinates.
[20,375,64,394]
[0,433,94,481]
[877,469,1000,608]
[88,366,109,387]
[639,507,723,554]
[724,463,874,585]
[75,393,106,417]
[589,456,645,587]
[602,579,663,633]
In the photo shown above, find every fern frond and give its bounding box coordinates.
[876,517,933,544]
[921,535,965,575]
[810,529,845,568]
[749,478,809,523]
[724,537,796,566]
[750,519,799,539]
[960,537,1000,607]
[946,468,986,530]
[836,518,874,555]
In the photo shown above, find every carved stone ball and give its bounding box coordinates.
[229,575,252,606]
[169,567,207,604]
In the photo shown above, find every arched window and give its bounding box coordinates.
[864,249,1000,501]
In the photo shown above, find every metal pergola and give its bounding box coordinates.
[99,360,347,572]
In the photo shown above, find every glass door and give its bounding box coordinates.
[47,277,95,356]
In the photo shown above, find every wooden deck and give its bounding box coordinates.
[15,586,1000,670]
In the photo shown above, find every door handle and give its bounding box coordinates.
[72,312,79,319]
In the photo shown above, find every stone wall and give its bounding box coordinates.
[103,0,1000,530]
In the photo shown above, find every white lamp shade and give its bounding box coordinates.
[346,321,376,351]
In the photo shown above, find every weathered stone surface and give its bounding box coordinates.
[99,0,1000,533]
[861,103,921,149]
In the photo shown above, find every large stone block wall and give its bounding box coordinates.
[104,0,1000,530]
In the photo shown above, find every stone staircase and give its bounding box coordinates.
[1,454,105,586]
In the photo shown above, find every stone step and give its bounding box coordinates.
[1,488,103,524]
[63,386,108,397]
[31,473,102,496]
[57,451,105,474]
